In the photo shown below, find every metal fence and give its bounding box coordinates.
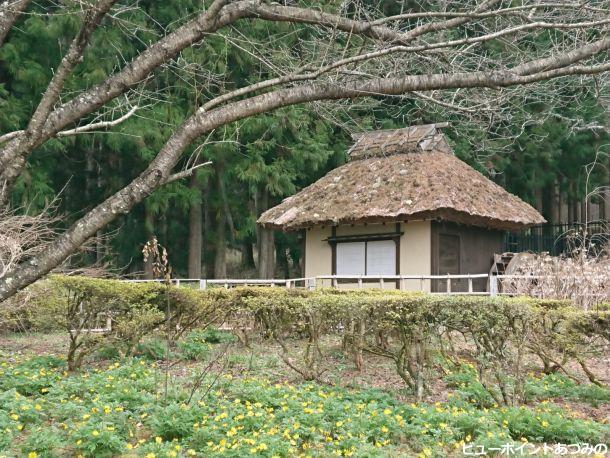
[503,220,608,256]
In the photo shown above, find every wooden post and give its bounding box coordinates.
[310,278,317,291]
[490,275,498,296]
[380,278,384,289]
[446,277,451,293]
[468,277,473,294]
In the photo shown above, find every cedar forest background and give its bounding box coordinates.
[1,0,609,280]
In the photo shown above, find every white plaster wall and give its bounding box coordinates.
[304,226,332,278]
[304,221,432,291]
[399,220,432,292]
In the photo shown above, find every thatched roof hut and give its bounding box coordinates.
[258,124,544,231]
[258,124,545,292]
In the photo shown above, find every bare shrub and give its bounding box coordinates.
[0,206,58,281]
[502,228,610,310]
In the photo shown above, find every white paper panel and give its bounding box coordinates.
[336,242,365,275]
[365,240,396,275]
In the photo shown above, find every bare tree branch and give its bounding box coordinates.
[0,105,139,144]
[0,0,30,47]
[2,0,609,205]
[164,161,213,185]
[1,0,610,299]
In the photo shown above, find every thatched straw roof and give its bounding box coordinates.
[258,124,545,231]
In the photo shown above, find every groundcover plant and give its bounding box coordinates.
[0,353,608,457]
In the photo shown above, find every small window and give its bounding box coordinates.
[336,240,396,275]
[336,242,365,275]
[366,240,396,275]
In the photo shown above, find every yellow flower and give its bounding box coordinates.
[34,404,42,411]
[92,430,99,437]
[381,426,389,433]
[336,421,343,427]
[541,420,549,428]
[9,414,18,421]
[146,454,155,458]
[383,408,392,415]
[155,436,163,444]
[28,453,38,458]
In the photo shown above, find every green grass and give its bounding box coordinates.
[0,353,608,457]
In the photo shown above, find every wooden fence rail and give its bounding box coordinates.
[127,274,530,296]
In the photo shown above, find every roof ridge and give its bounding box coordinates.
[347,123,451,161]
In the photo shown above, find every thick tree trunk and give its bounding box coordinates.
[568,181,576,223]
[534,187,543,214]
[187,174,203,279]
[556,183,563,224]
[217,166,235,245]
[242,197,257,269]
[258,228,275,279]
[549,182,560,225]
[213,164,227,279]
[202,179,212,278]
[257,187,275,279]
[213,211,227,279]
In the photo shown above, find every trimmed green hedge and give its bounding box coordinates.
[2,277,607,403]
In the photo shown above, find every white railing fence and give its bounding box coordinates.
[126,274,546,296]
